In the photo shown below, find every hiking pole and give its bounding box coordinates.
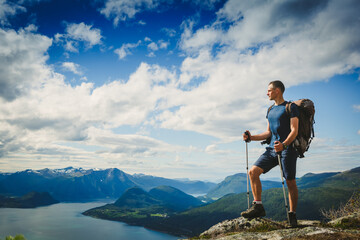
[277,152,290,224]
[244,132,250,209]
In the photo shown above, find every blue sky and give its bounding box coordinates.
[0,0,359,181]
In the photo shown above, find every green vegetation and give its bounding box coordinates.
[0,192,59,208]
[320,190,360,230]
[245,222,282,233]
[0,235,26,240]
[321,191,360,221]
[84,167,360,237]
[85,187,357,236]
[331,217,360,230]
[206,173,281,199]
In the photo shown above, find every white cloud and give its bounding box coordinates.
[100,0,221,26]
[354,105,360,112]
[114,40,141,59]
[64,40,78,53]
[147,52,155,58]
[146,39,169,56]
[62,62,83,75]
[1,0,360,179]
[161,27,176,37]
[158,40,169,49]
[0,26,52,101]
[205,144,232,155]
[0,0,26,25]
[100,0,163,26]
[159,0,360,140]
[65,22,102,48]
[182,0,221,9]
[147,42,158,51]
[0,34,182,170]
[55,22,103,52]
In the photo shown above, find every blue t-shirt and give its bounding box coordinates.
[266,101,299,147]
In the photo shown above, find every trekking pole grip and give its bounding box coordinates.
[244,131,251,143]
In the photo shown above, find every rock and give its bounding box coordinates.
[192,216,360,240]
[199,217,285,239]
[328,211,360,229]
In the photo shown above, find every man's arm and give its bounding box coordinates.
[274,117,299,152]
[244,121,271,142]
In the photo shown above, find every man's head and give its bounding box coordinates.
[269,80,285,93]
[267,80,285,101]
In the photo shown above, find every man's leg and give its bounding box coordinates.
[286,179,298,212]
[249,166,264,201]
[241,166,266,219]
[286,179,298,227]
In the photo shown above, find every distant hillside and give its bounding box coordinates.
[206,173,281,199]
[83,166,360,237]
[130,174,216,194]
[0,191,59,208]
[150,186,356,236]
[90,185,203,212]
[207,167,360,199]
[0,167,215,202]
[321,166,360,189]
[114,187,163,209]
[83,185,204,233]
[149,185,203,211]
[297,167,360,190]
[296,172,339,188]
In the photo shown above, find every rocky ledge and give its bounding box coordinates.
[188,212,360,240]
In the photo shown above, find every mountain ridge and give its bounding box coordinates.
[0,191,59,208]
[83,166,360,237]
[0,167,215,202]
[206,172,282,199]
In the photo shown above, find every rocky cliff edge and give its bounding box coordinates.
[186,212,360,240]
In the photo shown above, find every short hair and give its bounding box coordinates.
[269,80,285,93]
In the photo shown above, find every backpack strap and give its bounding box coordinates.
[285,101,292,117]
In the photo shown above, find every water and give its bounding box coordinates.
[0,202,179,240]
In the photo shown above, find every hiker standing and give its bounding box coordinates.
[241,80,299,227]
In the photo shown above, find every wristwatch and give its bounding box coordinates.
[282,142,288,149]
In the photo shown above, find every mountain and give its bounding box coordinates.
[0,167,136,201]
[297,167,360,190]
[114,187,163,209]
[129,174,216,194]
[321,166,360,189]
[147,186,356,236]
[206,173,281,199]
[83,166,360,237]
[206,166,360,199]
[83,185,205,233]
[99,185,203,211]
[0,167,215,202]
[0,191,59,208]
[296,172,340,188]
[149,185,203,211]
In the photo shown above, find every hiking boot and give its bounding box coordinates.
[288,212,297,228]
[241,203,266,219]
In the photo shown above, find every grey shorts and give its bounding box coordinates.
[254,147,298,180]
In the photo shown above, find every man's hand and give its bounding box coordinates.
[274,141,284,153]
[243,131,251,142]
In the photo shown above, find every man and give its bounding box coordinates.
[241,80,299,227]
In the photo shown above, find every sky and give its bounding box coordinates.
[0,0,359,182]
